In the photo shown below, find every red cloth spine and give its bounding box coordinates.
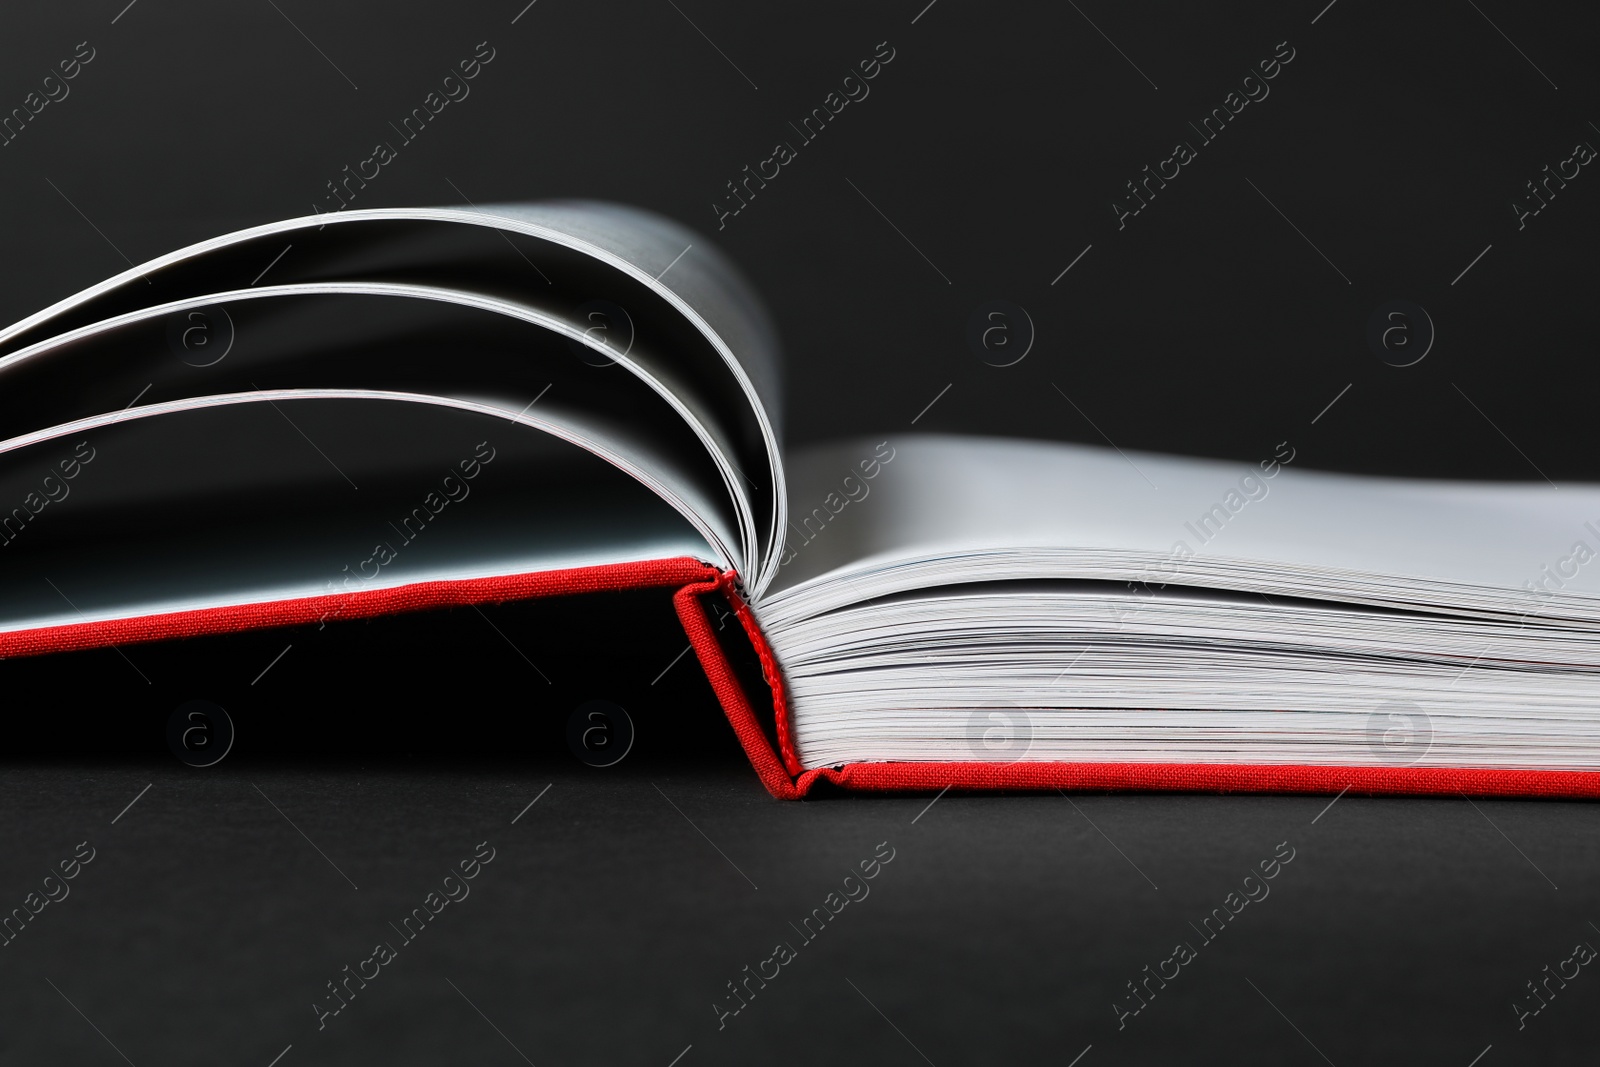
[4,559,1598,800]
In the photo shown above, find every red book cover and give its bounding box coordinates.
[7,560,1596,801]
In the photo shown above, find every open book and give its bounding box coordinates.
[5,201,1598,798]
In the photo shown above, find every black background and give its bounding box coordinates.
[1,1,1598,1063]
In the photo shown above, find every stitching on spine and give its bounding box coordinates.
[718,570,803,777]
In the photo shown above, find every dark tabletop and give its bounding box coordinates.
[3,755,1598,1066]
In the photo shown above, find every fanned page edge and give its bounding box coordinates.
[0,203,789,599]
[4,562,1598,800]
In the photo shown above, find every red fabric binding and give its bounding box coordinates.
[672,570,804,799]
[720,580,803,776]
[784,760,1600,800]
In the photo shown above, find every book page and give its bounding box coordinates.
[764,434,1600,624]
[0,400,715,633]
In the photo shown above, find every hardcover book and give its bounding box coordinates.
[5,201,1597,798]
